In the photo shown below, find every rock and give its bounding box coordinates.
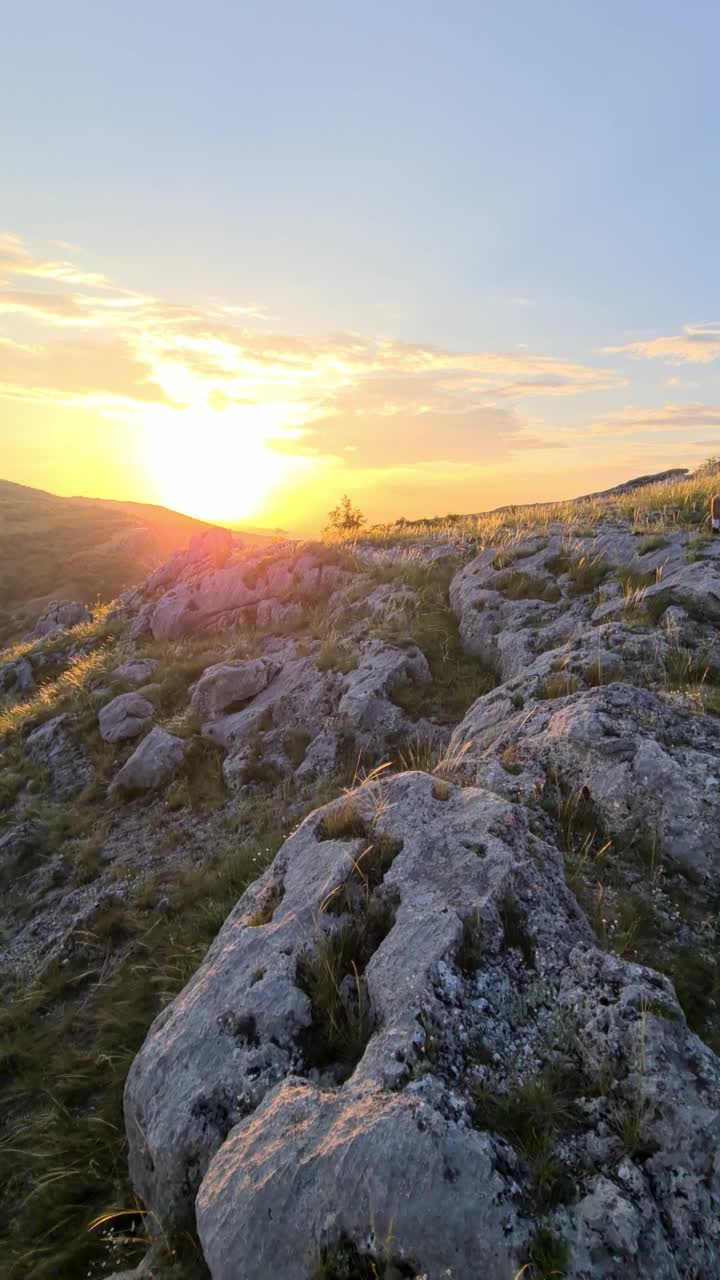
[0,656,34,695]
[112,658,159,686]
[197,1080,515,1280]
[644,559,720,624]
[255,598,304,630]
[453,681,720,879]
[337,640,431,734]
[0,820,49,871]
[124,772,720,1278]
[26,714,94,798]
[110,727,185,796]
[189,658,277,721]
[31,600,90,640]
[99,693,155,744]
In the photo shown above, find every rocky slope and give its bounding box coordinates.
[2,506,720,1279]
[0,477,273,644]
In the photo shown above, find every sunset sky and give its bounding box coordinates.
[1,1,718,532]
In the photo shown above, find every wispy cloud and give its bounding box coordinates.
[0,229,626,477]
[589,401,720,435]
[604,322,720,365]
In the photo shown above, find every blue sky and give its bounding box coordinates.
[1,1,718,527]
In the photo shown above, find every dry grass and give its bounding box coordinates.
[0,647,115,738]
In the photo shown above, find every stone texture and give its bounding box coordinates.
[189,658,277,721]
[31,600,90,639]
[453,681,720,880]
[99,693,155,744]
[26,714,94,798]
[109,727,185,795]
[124,773,720,1279]
[112,658,160,686]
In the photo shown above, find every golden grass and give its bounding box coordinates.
[0,648,114,738]
[0,601,117,666]
[325,469,720,552]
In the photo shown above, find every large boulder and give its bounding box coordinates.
[99,693,155,744]
[26,714,94,797]
[189,658,277,721]
[109,727,185,795]
[124,772,720,1279]
[31,600,90,640]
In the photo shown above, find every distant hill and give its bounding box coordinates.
[0,479,273,643]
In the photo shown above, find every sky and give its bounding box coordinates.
[1,0,718,532]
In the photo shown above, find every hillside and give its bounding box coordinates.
[1,469,720,1279]
[0,480,274,645]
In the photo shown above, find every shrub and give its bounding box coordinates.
[325,496,366,537]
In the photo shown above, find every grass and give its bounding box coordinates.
[494,572,561,603]
[615,562,659,593]
[472,1068,575,1207]
[545,550,608,596]
[316,637,359,674]
[0,784,313,1279]
[0,645,118,738]
[314,1235,415,1280]
[536,671,581,700]
[526,1227,569,1278]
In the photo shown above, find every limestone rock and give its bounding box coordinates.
[110,727,185,795]
[190,658,277,721]
[0,656,34,695]
[124,772,720,1279]
[26,714,94,798]
[112,658,160,686]
[99,692,155,744]
[0,820,49,871]
[453,681,720,879]
[31,600,90,640]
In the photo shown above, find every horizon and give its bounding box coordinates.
[2,1,718,534]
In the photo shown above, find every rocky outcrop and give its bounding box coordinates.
[109,726,185,795]
[0,656,34,696]
[112,658,159,686]
[189,658,277,720]
[451,681,720,880]
[26,714,94,797]
[99,693,155,744]
[125,771,720,1279]
[31,600,90,640]
[0,820,48,872]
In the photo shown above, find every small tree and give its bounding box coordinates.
[325,495,366,537]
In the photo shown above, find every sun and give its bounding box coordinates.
[143,406,294,524]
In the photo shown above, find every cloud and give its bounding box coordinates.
[0,227,625,478]
[589,402,720,436]
[604,323,720,365]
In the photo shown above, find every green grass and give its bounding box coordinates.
[0,645,118,738]
[527,1227,569,1278]
[494,572,561,603]
[472,1068,575,1207]
[0,808,292,1279]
